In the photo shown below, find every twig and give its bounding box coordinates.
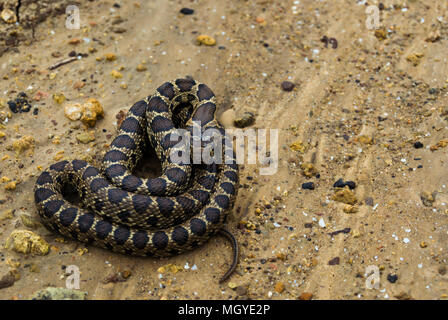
[48,56,78,70]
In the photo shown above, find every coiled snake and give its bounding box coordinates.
[34,79,239,282]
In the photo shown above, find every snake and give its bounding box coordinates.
[34,78,239,282]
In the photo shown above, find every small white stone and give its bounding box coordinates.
[318,218,326,228]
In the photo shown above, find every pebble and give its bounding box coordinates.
[12,136,35,156]
[112,27,127,34]
[328,257,340,265]
[104,53,117,61]
[298,292,313,300]
[420,191,435,207]
[8,92,32,113]
[332,187,357,205]
[76,131,96,144]
[1,9,17,24]
[196,35,216,46]
[228,282,238,289]
[281,81,295,92]
[64,103,84,121]
[387,274,398,283]
[52,93,66,104]
[234,111,255,128]
[20,213,40,229]
[290,140,306,153]
[110,70,123,78]
[274,282,285,293]
[358,135,374,145]
[300,163,318,178]
[80,98,104,127]
[318,218,326,228]
[413,141,423,149]
[136,64,148,72]
[406,53,424,66]
[157,264,183,274]
[6,230,50,255]
[343,204,358,214]
[333,178,346,188]
[0,271,16,289]
[180,8,194,15]
[31,287,86,300]
[68,38,81,45]
[374,29,387,40]
[302,182,315,190]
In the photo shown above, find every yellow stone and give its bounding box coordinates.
[157,264,183,274]
[0,176,11,183]
[358,135,373,145]
[343,204,358,213]
[52,93,66,104]
[300,163,318,178]
[6,230,50,255]
[374,29,387,40]
[104,53,117,61]
[12,136,35,156]
[110,70,123,78]
[196,35,216,46]
[80,98,104,127]
[76,131,95,144]
[332,187,357,205]
[289,140,306,153]
[4,181,16,190]
[406,53,424,66]
[274,282,285,293]
[136,64,148,72]
[1,9,17,24]
[64,103,84,121]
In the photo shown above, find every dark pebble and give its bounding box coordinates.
[333,178,345,188]
[333,178,356,189]
[428,88,438,95]
[8,92,31,113]
[113,3,121,8]
[364,197,374,206]
[281,81,295,92]
[302,182,315,190]
[304,223,313,228]
[345,181,356,189]
[68,50,77,57]
[387,274,398,283]
[413,141,423,149]
[33,108,39,115]
[0,272,15,289]
[180,8,194,15]
[328,257,340,265]
[417,165,423,169]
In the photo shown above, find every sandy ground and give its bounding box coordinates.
[0,0,447,300]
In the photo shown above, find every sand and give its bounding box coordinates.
[0,0,447,300]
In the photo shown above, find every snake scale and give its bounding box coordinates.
[34,79,239,282]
